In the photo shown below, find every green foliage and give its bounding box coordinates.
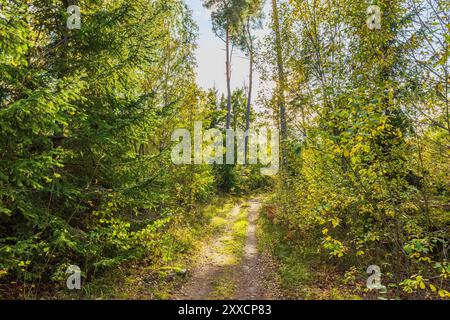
[260,0,450,299]
[1,0,448,301]
[0,1,270,295]
[0,0,214,291]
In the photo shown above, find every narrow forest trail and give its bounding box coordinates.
[172,198,279,300]
[235,199,277,299]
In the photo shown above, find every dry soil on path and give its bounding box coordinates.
[172,197,280,300]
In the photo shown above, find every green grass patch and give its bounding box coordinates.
[209,269,236,299]
[219,207,248,260]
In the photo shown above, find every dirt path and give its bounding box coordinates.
[172,198,279,300]
[235,199,271,299]
[172,203,241,299]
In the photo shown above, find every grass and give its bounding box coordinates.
[209,270,236,299]
[223,208,248,258]
[209,205,249,299]
[210,216,228,232]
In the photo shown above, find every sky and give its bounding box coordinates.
[185,0,269,97]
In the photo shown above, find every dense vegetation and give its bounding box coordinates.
[261,0,449,299]
[0,0,449,299]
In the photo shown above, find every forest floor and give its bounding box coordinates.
[45,194,358,300]
[172,197,281,300]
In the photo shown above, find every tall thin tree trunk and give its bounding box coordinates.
[225,22,232,130]
[244,20,253,165]
[271,0,287,166]
[244,53,252,164]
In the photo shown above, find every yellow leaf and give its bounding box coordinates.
[386,209,395,217]
[331,218,339,227]
[419,281,425,289]
[322,228,328,235]
[429,284,436,292]
[438,289,450,298]
[343,149,350,157]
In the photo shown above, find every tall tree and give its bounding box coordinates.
[204,0,246,129]
[236,0,264,164]
[271,0,287,165]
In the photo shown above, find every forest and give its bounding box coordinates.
[0,0,449,300]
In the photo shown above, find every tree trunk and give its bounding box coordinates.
[244,21,253,165]
[271,0,287,166]
[225,22,232,130]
